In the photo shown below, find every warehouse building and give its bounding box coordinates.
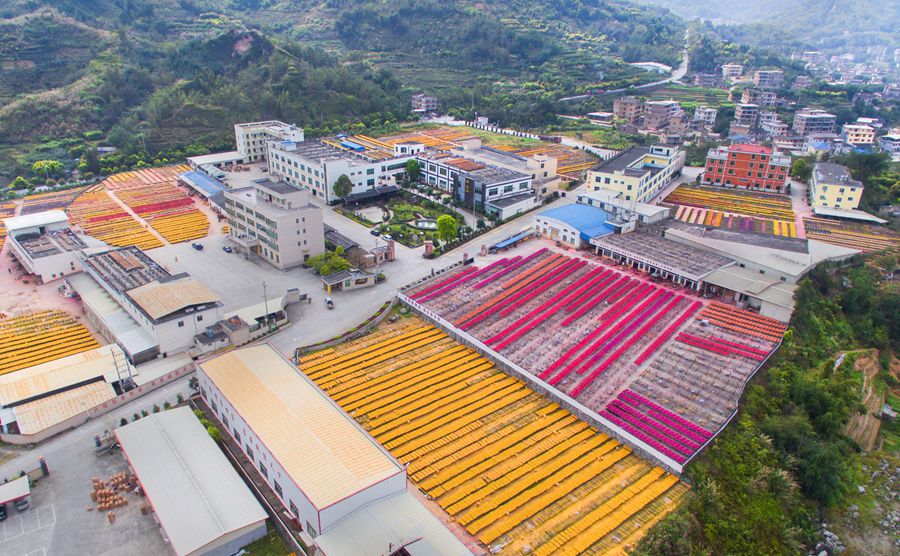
[69,247,222,362]
[3,211,103,283]
[196,345,471,555]
[116,407,268,556]
[533,203,617,248]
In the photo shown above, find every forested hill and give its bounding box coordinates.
[635,0,899,52]
[0,0,684,179]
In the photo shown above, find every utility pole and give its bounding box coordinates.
[262,281,270,331]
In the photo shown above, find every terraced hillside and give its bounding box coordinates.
[301,320,687,555]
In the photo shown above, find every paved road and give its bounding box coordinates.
[559,30,690,102]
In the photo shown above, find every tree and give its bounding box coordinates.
[188,376,199,393]
[436,214,458,242]
[335,245,345,256]
[405,158,421,182]
[790,157,813,182]
[206,425,222,443]
[7,176,29,189]
[333,174,353,198]
[307,251,351,276]
[32,160,64,179]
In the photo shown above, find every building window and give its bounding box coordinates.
[234,429,241,443]
[273,479,283,498]
[177,321,184,328]
[306,522,318,538]
[259,462,268,478]
[211,400,218,414]
[197,315,203,322]
[223,416,229,429]
[246,445,254,461]
[289,500,299,518]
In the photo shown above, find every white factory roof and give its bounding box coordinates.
[13,381,116,435]
[666,227,859,278]
[812,206,887,224]
[116,407,267,556]
[314,491,473,556]
[186,151,243,167]
[703,266,798,310]
[199,344,403,510]
[0,344,126,406]
[3,210,68,232]
[579,189,671,218]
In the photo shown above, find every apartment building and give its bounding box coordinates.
[692,73,720,88]
[753,70,785,89]
[879,134,900,159]
[643,100,682,131]
[613,96,643,124]
[792,75,813,90]
[692,106,718,127]
[411,93,438,113]
[810,163,864,210]
[266,140,412,204]
[721,63,743,79]
[759,112,789,137]
[841,123,876,147]
[234,121,304,162]
[587,144,685,203]
[224,179,325,270]
[702,144,790,193]
[792,109,837,135]
[733,103,759,128]
[741,88,777,106]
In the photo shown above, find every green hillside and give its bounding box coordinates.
[0,0,686,181]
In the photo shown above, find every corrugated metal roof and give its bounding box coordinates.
[115,407,267,556]
[2,210,68,232]
[314,491,472,556]
[200,345,403,510]
[13,381,116,434]
[538,203,615,240]
[127,278,220,321]
[0,344,126,406]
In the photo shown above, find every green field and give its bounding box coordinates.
[648,85,732,108]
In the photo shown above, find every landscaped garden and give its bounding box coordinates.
[342,191,466,248]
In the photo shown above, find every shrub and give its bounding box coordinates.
[119,418,128,427]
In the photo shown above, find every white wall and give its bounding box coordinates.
[154,306,221,356]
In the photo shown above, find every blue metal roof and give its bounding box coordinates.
[180,171,224,197]
[492,230,533,250]
[538,203,615,241]
[340,140,366,152]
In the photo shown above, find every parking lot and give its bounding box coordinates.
[0,379,191,556]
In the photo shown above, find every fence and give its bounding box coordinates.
[398,293,684,474]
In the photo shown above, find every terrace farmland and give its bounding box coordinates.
[647,85,732,108]
[301,320,687,555]
[404,248,785,464]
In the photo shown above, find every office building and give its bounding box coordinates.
[234,121,304,163]
[224,179,325,269]
[587,144,685,203]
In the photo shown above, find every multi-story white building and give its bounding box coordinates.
[225,179,325,269]
[234,121,304,163]
[879,133,900,160]
[266,139,412,204]
[732,103,759,128]
[792,109,837,135]
[693,106,718,126]
[841,123,876,147]
[587,144,685,203]
[741,88,778,106]
[810,163,864,210]
[3,211,86,283]
[721,63,744,79]
[759,111,789,136]
[411,93,438,113]
[753,70,784,89]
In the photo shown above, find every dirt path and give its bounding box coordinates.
[105,190,169,246]
[844,349,885,451]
